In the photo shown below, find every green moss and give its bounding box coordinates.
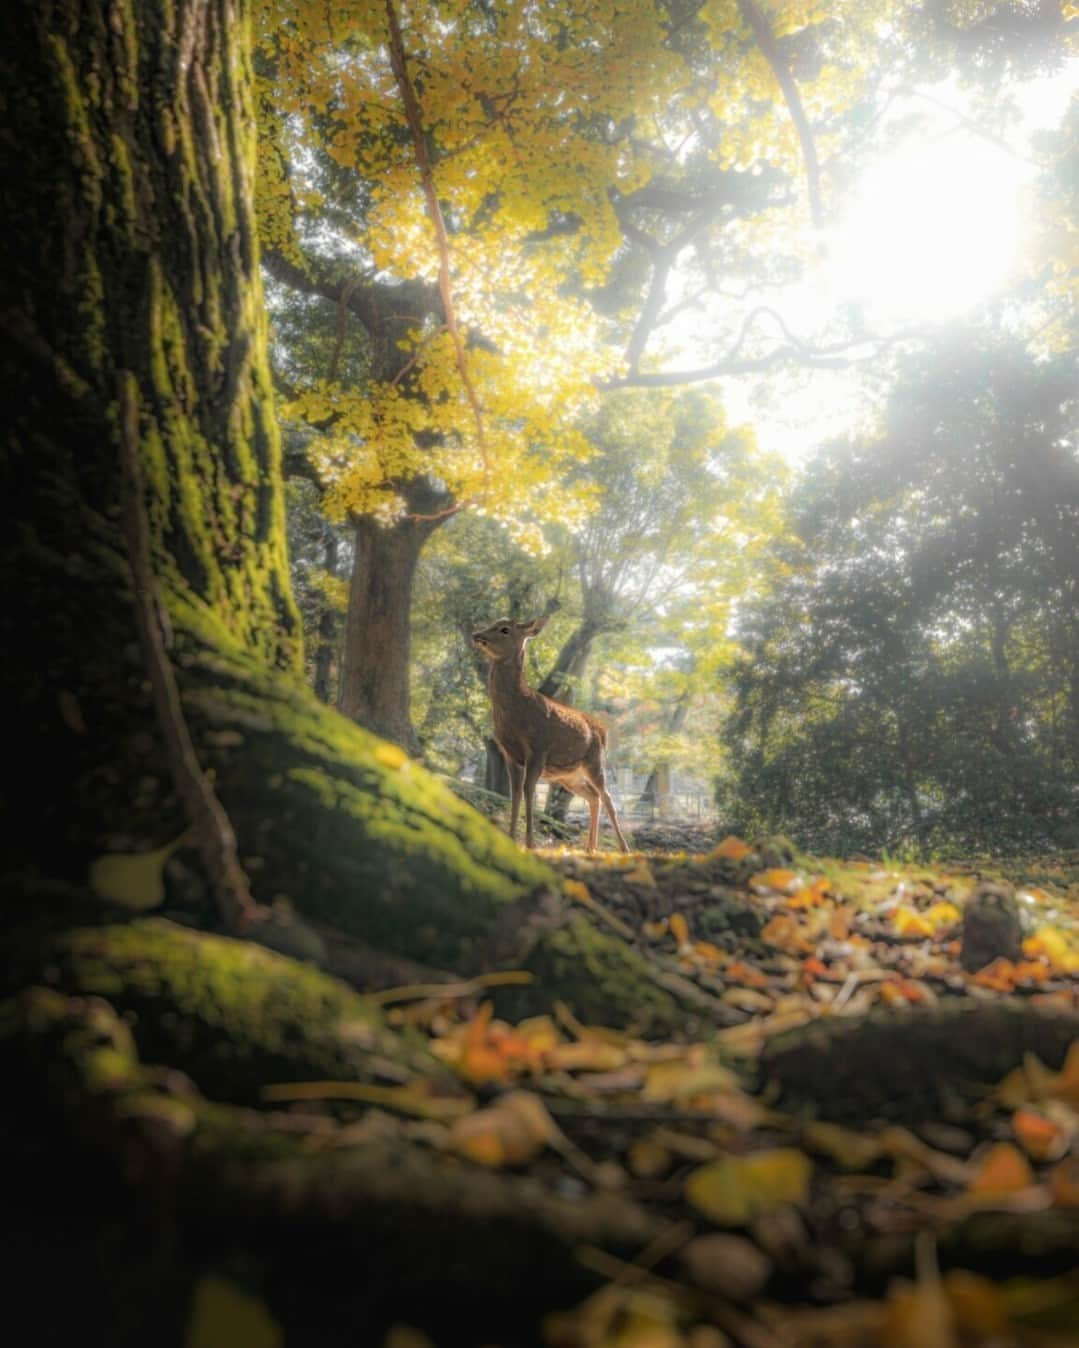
[49,919,434,1102]
[510,915,676,1032]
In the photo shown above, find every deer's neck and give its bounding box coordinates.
[488,655,535,713]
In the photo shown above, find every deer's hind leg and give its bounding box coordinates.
[570,778,601,852]
[588,754,630,853]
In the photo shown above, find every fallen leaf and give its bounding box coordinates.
[670,912,691,947]
[88,834,186,911]
[1023,926,1079,974]
[373,743,408,770]
[750,868,802,895]
[448,1091,557,1168]
[711,835,753,861]
[547,1040,628,1073]
[686,1148,812,1225]
[802,1121,883,1171]
[642,1057,741,1103]
[892,906,934,940]
[1013,1109,1068,1162]
[185,1275,283,1348]
[968,1142,1035,1194]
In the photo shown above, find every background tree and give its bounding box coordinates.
[719,331,1079,854]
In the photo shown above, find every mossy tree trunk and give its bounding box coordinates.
[0,0,560,957]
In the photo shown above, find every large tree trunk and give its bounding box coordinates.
[337,479,449,754]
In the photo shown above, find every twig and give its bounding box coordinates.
[737,0,823,229]
[116,371,261,934]
[368,969,534,1006]
[384,0,491,498]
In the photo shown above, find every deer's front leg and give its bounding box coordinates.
[522,754,546,849]
[506,757,524,842]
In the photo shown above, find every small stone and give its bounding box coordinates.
[960,883,1023,972]
[681,1233,772,1300]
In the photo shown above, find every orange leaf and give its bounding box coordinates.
[750,868,802,895]
[726,959,770,989]
[761,914,813,955]
[670,912,690,947]
[971,958,1018,993]
[1013,1109,1066,1161]
[829,906,854,940]
[969,1142,1034,1194]
[711,835,753,860]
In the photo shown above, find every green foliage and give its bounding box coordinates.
[719,332,1079,855]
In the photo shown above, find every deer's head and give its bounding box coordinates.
[471,615,548,663]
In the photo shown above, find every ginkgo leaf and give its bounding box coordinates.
[184,1275,283,1348]
[88,834,187,911]
[685,1148,812,1224]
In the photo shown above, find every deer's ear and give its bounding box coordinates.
[520,615,548,636]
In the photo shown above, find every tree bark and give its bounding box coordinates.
[337,492,447,754]
[312,531,340,704]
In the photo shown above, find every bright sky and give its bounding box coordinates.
[703,66,1078,464]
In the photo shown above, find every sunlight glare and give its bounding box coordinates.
[827,135,1025,323]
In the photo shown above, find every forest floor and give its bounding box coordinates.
[250,826,1079,1348]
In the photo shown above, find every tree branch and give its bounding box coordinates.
[737,0,823,228]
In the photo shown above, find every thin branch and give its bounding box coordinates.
[604,325,926,388]
[116,372,261,934]
[384,0,491,498]
[737,0,823,228]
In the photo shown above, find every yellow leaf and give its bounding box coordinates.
[563,878,591,904]
[374,743,408,769]
[685,1148,812,1224]
[643,1057,740,1102]
[802,1121,883,1170]
[88,834,186,911]
[968,1142,1034,1194]
[893,906,934,939]
[185,1275,283,1348]
[547,1040,628,1072]
[922,901,961,929]
[1023,926,1079,974]
[448,1090,557,1168]
[670,912,690,947]
[623,861,655,887]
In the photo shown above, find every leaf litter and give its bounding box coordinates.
[266,833,1079,1346]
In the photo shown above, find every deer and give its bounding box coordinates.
[472,615,630,853]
